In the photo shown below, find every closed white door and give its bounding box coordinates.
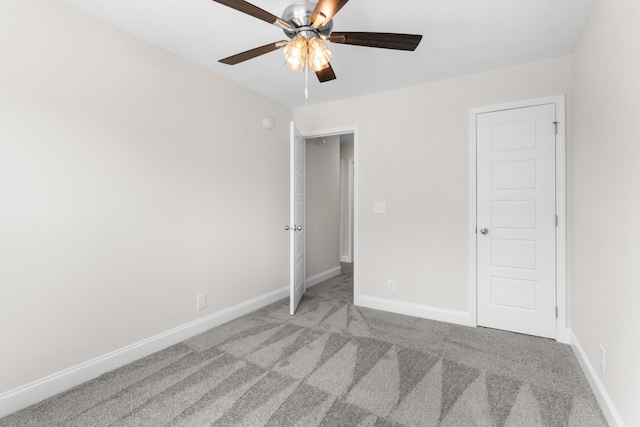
[289,122,306,315]
[477,104,557,338]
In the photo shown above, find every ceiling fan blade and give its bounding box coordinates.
[219,41,288,65]
[327,32,423,51]
[211,0,290,29]
[311,0,350,28]
[316,63,337,83]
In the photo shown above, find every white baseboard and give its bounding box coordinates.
[556,326,570,345]
[358,295,473,327]
[569,330,625,427]
[340,255,352,263]
[0,286,289,418]
[306,266,342,288]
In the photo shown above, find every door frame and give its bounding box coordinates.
[468,95,567,343]
[302,125,359,306]
[340,158,354,263]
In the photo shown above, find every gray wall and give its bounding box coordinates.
[0,0,292,395]
[572,0,640,425]
[295,56,572,313]
[305,136,341,278]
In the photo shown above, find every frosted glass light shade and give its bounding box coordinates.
[284,34,308,72]
[308,37,332,71]
[283,34,332,72]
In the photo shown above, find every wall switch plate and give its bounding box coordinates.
[374,201,386,213]
[387,280,396,292]
[197,293,206,310]
[599,345,605,373]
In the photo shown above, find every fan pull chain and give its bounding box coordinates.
[305,64,309,99]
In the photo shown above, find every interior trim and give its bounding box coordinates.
[358,295,473,327]
[306,266,342,287]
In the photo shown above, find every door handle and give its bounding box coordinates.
[285,225,303,231]
[294,225,302,231]
[480,228,489,235]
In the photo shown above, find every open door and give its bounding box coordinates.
[289,122,306,315]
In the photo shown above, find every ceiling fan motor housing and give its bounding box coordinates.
[282,2,333,39]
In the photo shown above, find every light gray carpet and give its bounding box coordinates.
[1,267,608,426]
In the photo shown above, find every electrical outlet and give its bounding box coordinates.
[197,293,206,310]
[387,280,396,292]
[599,345,605,373]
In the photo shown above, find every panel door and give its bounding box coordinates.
[477,104,557,338]
[290,122,306,315]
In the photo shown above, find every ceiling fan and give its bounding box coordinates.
[213,0,423,83]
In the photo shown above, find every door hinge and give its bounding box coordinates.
[553,121,558,135]
[556,307,559,318]
[555,214,558,227]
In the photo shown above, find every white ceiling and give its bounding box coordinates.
[61,0,595,108]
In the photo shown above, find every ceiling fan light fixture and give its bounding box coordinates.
[283,34,332,73]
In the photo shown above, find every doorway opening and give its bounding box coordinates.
[302,126,359,306]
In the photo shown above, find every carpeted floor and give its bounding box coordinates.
[1,266,608,426]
